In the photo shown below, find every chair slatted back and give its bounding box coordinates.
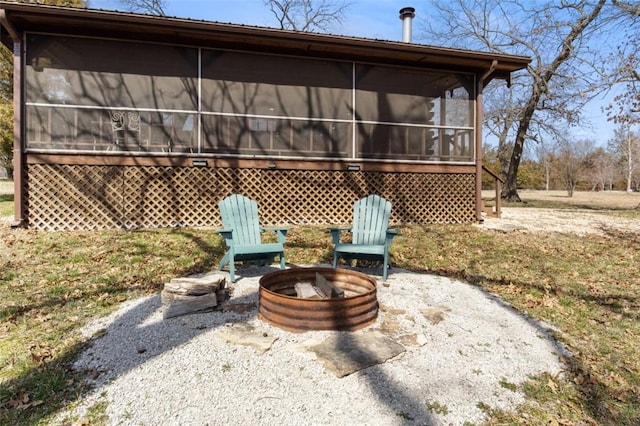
[218,194,262,246]
[352,195,391,245]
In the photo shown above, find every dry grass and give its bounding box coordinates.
[0,181,13,219]
[1,187,639,425]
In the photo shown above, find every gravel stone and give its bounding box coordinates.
[54,264,568,426]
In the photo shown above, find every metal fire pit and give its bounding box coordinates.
[258,267,378,332]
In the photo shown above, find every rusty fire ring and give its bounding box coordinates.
[258,267,378,332]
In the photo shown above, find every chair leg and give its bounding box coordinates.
[332,251,339,268]
[280,252,285,270]
[219,250,236,282]
[382,252,389,281]
[229,260,236,283]
[218,251,230,271]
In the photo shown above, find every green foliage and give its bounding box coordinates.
[482,144,502,189]
[516,159,545,189]
[425,400,449,415]
[0,43,12,176]
[0,44,12,102]
[0,101,13,176]
[484,146,547,190]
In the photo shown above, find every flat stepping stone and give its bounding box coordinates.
[301,330,405,377]
[213,323,278,353]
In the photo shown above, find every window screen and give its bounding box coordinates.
[201,50,353,120]
[23,34,474,161]
[26,35,198,110]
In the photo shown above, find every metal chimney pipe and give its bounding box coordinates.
[399,7,415,43]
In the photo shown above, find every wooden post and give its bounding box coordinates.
[495,180,502,218]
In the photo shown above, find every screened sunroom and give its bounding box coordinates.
[26,35,474,161]
[1,2,529,230]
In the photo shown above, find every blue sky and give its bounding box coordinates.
[89,0,417,41]
[87,0,617,146]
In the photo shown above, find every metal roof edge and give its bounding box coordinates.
[0,1,531,72]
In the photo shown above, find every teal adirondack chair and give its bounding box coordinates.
[216,194,289,282]
[330,194,399,281]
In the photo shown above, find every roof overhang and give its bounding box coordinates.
[0,1,530,81]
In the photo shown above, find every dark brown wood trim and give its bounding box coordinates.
[26,153,476,174]
[0,9,18,40]
[482,165,504,183]
[475,75,484,223]
[11,38,25,228]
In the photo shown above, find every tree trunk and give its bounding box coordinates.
[501,0,606,202]
[497,117,512,180]
[545,162,550,192]
[501,99,534,202]
[627,131,633,192]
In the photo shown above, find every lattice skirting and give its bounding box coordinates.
[25,164,476,231]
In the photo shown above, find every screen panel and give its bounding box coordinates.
[23,34,475,161]
[26,35,198,110]
[354,64,473,127]
[201,50,353,120]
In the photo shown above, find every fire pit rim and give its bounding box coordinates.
[258,266,379,332]
[258,266,377,300]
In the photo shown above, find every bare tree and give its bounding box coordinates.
[608,125,640,192]
[483,83,517,180]
[604,2,640,126]
[264,0,350,32]
[532,139,556,192]
[557,138,596,196]
[584,146,617,191]
[23,0,86,5]
[115,0,167,16]
[421,0,622,202]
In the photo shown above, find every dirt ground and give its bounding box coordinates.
[479,190,640,236]
[508,189,640,210]
[0,180,12,195]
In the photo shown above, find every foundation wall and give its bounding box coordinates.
[25,163,476,231]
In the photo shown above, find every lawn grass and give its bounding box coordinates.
[1,196,639,425]
[0,194,12,217]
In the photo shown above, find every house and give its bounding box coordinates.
[0,2,530,231]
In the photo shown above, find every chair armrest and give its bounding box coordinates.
[214,228,234,245]
[329,226,352,244]
[262,226,291,232]
[385,229,399,246]
[261,226,291,244]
